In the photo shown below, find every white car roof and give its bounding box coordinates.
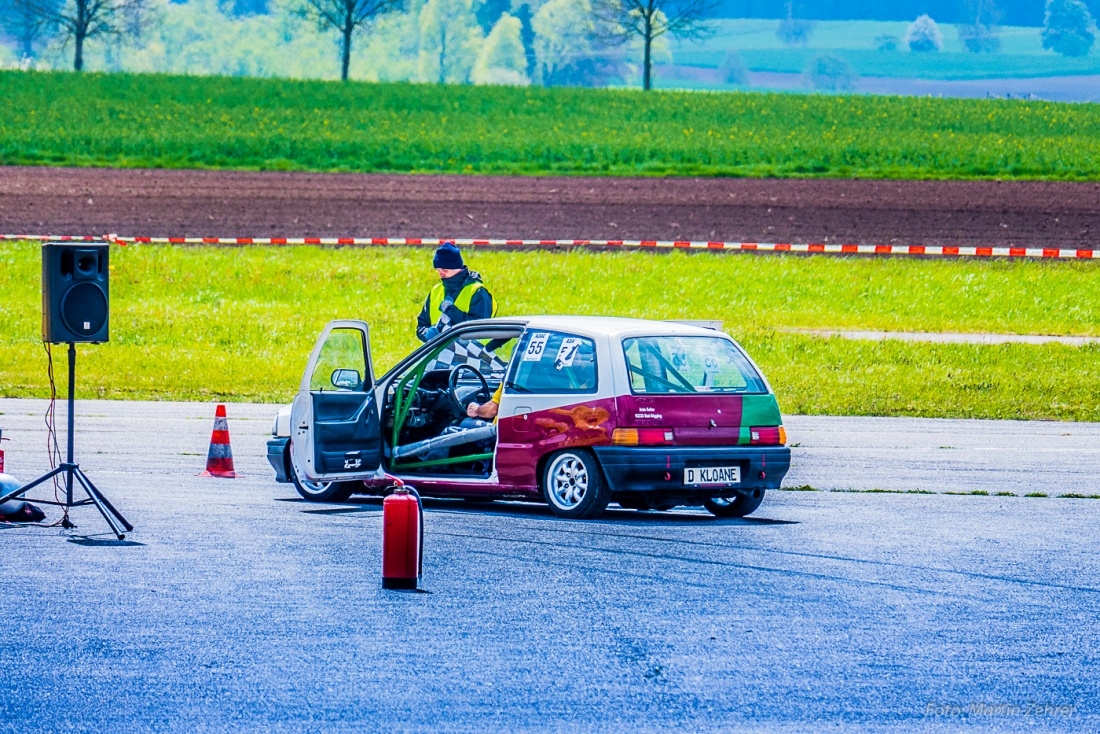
[510,316,726,340]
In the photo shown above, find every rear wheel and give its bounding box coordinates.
[704,491,765,518]
[542,450,611,519]
[289,444,356,503]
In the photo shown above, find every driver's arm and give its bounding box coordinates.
[467,383,503,420]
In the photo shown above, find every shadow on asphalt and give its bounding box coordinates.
[288,495,799,526]
[300,505,381,515]
[67,536,146,547]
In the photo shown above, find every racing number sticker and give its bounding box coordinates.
[554,337,582,371]
[524,332,551,361]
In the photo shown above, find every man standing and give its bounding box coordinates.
[416,242,497,342]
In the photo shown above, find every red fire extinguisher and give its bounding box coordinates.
[382,484,423,590]
[0,427,7,475]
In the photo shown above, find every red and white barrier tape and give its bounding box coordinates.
[0,233,1095,259]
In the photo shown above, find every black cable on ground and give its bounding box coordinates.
[41,343,68,529]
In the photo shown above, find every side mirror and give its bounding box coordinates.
[331,368,363,391]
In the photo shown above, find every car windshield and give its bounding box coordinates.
[623,336,767,394]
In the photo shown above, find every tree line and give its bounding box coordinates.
[1,0,1096,86]
[0,0,718,87]
[713,0,1100,28]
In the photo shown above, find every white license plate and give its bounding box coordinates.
[684,466,741,487]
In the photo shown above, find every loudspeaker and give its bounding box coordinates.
[42,242,110,344]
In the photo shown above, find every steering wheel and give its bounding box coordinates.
[448,364,490,414]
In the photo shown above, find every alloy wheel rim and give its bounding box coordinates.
[294,462,332,495]
[710,496,735,507]
[549,455,589,509]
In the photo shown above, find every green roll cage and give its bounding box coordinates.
[387,341,494,471]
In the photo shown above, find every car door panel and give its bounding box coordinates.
[495,329,615,489]
[312,392,382,474]
[290,320,382,483]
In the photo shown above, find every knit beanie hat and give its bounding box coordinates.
[433,242,464,270]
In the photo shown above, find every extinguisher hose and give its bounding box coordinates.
[407,485,424,579]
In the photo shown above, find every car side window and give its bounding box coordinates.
[508,331,598,394]
[309,328,367,392]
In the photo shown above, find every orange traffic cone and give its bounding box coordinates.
[198,404,237,478]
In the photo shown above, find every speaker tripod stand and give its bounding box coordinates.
[0,343,132,540]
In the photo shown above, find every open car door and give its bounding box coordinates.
[289,320,382,483]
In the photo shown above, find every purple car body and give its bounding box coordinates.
[267,316,790,518]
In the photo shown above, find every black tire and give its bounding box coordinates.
[704,491,765,518]
[289,445,356,503]
[541,449,611,519]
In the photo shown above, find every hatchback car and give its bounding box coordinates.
[268,317,790,518]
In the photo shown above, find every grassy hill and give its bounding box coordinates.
[2,70,1099,179]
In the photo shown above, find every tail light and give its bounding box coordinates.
[750,426,786,445]
[612,428,675,446]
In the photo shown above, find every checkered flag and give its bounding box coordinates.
[429,339,508,376]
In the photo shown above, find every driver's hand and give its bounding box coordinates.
[467,402,480,418]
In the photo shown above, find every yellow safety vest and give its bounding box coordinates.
[429,281,497,323]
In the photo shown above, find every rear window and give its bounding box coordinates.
[623,336,767,395]
[508,331,598,394]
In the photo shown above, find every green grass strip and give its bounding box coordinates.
[1,241,1098,419]
[2,71,1100,180]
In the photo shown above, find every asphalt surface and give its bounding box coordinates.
[1,399,1097,732]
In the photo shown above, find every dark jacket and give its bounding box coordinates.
[416,269,494,342]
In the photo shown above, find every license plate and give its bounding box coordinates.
[684,466,741,487]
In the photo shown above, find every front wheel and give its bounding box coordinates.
[704,490,765,518]
[542,450,611,519]
[289,445,356,503]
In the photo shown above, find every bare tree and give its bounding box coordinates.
[592,0,719,91]
[1,0,59,59]
[302,0,402,81]
[12,0,146,71]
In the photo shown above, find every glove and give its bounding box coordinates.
[422,326,441,341]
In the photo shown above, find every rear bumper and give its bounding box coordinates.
[593,445,791,496]
[267,437,291,483]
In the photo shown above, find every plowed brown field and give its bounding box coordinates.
[1,166,1097,248]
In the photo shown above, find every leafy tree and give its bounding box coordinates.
[1042,0,1096,57]
[300,0,401,80]
[472,11,527,83]
[803,53,856,91]
[13,0,148,70]
[591,0,719,90]
[958,0,1000,53]
[532,0,622,86]
[418,0,482,83]
[1,0,58,58]
[905,14,942,52]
